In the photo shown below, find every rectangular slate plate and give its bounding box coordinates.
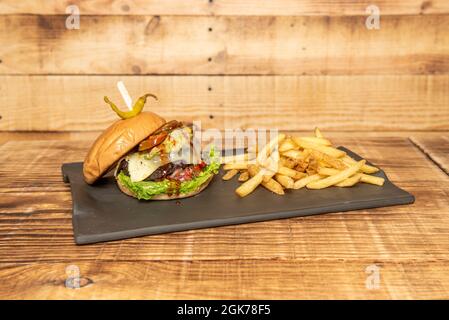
[62,148,414,245]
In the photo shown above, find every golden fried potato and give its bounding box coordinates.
[279,138,298,153]
[248,164,285,195]
[223,162,249,170]
[235,170,264,197]
[275,174,295,189]
[293,138,346,158]
[277,166,306,180]
[314,127,324,138]
[280,157,297,169]
[360,174,385,186]
[342,156,379,174]
[222,169,238,180]
[306,160,365,189]
[293,174,322,189]
[238,171,249,182]
[335,173,362,187]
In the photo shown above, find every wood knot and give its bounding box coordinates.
[132,65,142,74]
[214,49,228,62]
[65,277,94,289]
[37,15,52,30]
[145,16,160,35]
[420,1,432,12]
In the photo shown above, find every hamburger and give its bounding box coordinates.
[83,112,219,200]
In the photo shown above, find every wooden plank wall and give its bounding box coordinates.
[0,0,447,131]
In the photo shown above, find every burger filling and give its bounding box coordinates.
[115,121,219,200]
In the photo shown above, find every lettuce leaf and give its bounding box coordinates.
[118,173,171,200]
[179,160,219,194]
[117,156,220,200]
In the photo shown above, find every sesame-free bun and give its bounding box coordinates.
[83,112,166,184]
[116,175,213,200]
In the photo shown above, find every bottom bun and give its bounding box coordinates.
[116,176,213,200]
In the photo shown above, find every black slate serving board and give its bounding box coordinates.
[62,148,414,244]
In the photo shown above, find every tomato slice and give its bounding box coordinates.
[138,132,168,151]
[138,120,182,152]
[153,120,181,135]
[193,161,206,172]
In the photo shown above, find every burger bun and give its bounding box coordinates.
[83,112,166,184]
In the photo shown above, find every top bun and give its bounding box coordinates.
[83,112,166,184]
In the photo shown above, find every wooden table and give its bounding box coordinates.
[1,132,449,299]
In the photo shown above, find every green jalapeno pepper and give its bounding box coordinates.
[104,93,158,119]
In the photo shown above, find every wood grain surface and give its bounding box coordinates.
[1,0,449,16]
[0,135,448,299]
[0,0,447,300]
[1,14,448,75]
[411,135,449,175]
[1,75,448,131]
[3,131,449,146]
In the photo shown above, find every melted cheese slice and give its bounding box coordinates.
[127,152,162,182]
[165,128,200,164]
[127,127,200,182]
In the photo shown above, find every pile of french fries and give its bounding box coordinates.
[222,128,385,198]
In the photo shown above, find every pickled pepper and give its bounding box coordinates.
[104,93,158,119]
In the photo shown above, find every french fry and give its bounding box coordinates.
[235,170,264,197]
[298,136,332,146]
[362,164,380,174]
[318,167,340,176]
[223,162,249,170]
[261,150,280,170]
[342,156,379,174]
[306,160,365,189]
[248,165,284,195]
[262,168,277,183]
[360,174,385,186]
[279,138,298,153]
[295,171,307,180]
[342,155,357,165]
[293,137,346,158]
[295,160,308,172]
[238,171,249,182]
[275,174,294,189]
[279,157,297,169]
[282,150,303,161]
[310,150,347,170]
[293,174,322,189]
[247,164,259,177]
[256,133,286,165]
[277,166,306,180]
[257,151,279,183]
[318,160,330,168]
[225,128,385,197]
[306,158,319,174]
[335,173,362,187]
[263,178,285,195]
[222,169,238,180]
[302,148,312,159]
